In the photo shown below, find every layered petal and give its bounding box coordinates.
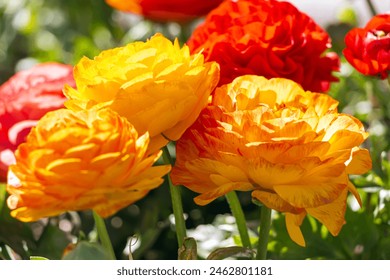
[6,108,170,222]
[171,76,372,246]
[343,13,390,79]
[65,34,220,153]
[187,0,340,92]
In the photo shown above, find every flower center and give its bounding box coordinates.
[373,30,387,38]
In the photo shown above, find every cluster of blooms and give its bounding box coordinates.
[1,0,380,246]
[5,34,218,222]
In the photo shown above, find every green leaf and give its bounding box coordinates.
[32,224,71,260]
[0,183,36,259]
[207,246,255,260]
[62,241,111,260]
[178,237,197,260]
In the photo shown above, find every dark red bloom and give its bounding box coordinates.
[105,0,224,22]
[0,63,75,180]
[187,0,340,92]
[343,14,390,79]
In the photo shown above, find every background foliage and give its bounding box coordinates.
[0,0,389,260]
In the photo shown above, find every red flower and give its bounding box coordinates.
[343,14,390,79]
[0,63,75,180]
[105,0,224,22]
[187,0,340,92]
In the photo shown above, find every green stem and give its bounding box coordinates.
[162,146,187,248]
[225,191,252,249]
[365,0,378,16]
[256,206,272,260]
[179,22,193,44]
[0,244,13,260]
[92,211,116,260]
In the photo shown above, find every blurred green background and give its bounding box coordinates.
[0,0,389,260]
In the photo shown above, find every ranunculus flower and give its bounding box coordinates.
[187,0,340,92]
[0,63,75,181]
[343,13,390,79]
[7,107,171,222]
[105,0,224,22]
[171,75,372,246]
[64,34,220,153]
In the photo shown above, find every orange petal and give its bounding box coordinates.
[46,158,83,173]
[322,114,364,141]
[273,179,345,208]
[274,142,330,163]
[285,212,306,247]
[306,188,348,236]
[252,190,299,213]
[311,93,339,116]
[247,159,305,191]
[347,181,362,207]
[194,182,253,206]
[327,130,366,152]
[346,148,372,175]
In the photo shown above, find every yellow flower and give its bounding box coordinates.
[64,33,220,153]
[7,108,170,222]
[171,75,372,246]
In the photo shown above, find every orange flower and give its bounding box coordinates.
[343,13,390,79]
[7,108,170,222]
[171,76,372,246]
[64,34,220,153]
[187,0,340,92]
[105,0,224,22]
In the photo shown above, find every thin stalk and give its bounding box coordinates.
[225,191,252,249]
[365,0,378,16]
[92,211,116,260]
[162,146,187,247]
[0,244,13,260]
[179,22,193,44]
[256,206,272,260]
